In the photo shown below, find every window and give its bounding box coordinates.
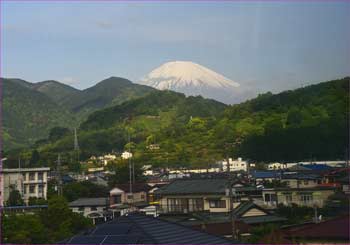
[29,173,35,181]
[29,185,36,193]
[304,180,309,185]
[189,198,204,212]
[78,207,84,212]
[209,200,226,208]
[38,172,44,181]
[264,193,277,203]
[38,184,44,194]
[113,195,121,204]
[23,185,27,194]
[167,198,188,213]
[300,194,313,203]
[141,194,145,199]
[285,194,292,203]
[91,207,97,211]
[127,194,133,200]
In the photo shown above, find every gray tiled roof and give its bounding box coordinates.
[69,198,109,207]
[63,213,236,244]
[155,178,228,195]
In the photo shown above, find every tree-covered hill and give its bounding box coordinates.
[1,77,155,150]
[222,77,349,162]
[32,80,81,105]
[61,77,154,117]
[2,78,76,150]
[4,77,348,168]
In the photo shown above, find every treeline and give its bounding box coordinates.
[2,196,92,244]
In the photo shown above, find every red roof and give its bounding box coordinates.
[284,215,350,240]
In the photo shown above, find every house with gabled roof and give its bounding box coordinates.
[155,178,258,214]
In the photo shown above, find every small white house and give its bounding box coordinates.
[268,162,287,170]
[222,158,250,172]
[69,197,109,223]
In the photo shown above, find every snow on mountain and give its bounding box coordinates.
[138,61,242,104]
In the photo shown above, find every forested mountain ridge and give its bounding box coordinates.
[222,77,349,161]
[9,77,347,169]
[2,78,76,150]
[1,77,155,150]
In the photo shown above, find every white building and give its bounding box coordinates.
[1,167,50,206]
[268,162,287,170]
[121,151,133,160]
[100,154,117,166]
[222,158,250,172]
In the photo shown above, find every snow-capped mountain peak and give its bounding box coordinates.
[139,61,240,91]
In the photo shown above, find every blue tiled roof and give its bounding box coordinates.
[251,170,282,179]
[302,164,333,171]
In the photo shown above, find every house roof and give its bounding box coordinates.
[69,198,109,207]
[251,170,282,179]
[240,215,287,224]
[281,173,321,180]
[63,213,235,244]
[262,186,337,192]
[114,183,152,193]
[233,201,264,217]
[155,178,228,195]
[283,215,350,240]
[288,164,333,172]
[232,201,287,224]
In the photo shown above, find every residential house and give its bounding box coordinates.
[1,167,50,205]
[280,173,321,188]
[155,178,256,214]
[160,201,285,239]
[262,186,336,208]
[109,183,152,207]
[251,170,282,185]
[69,197,111,223]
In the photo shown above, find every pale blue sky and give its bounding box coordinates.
[2,1,350,95]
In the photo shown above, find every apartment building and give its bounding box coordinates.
[1,167,50,205]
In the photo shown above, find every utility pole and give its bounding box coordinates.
[74,128,80,164]
[57,154,63,196]
[228,178,237,240]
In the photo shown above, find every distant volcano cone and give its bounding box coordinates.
[138,61,241,104]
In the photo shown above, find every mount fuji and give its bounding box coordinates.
[138,61,244,104]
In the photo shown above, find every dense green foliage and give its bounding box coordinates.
[2,195,92,244]
[2,78,75,150]
[2,77,154,151]
[225,78,349,162]
[62,181,110,202]
[7,189,24,206]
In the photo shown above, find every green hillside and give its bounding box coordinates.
[4,77,348,168]
[32,80,81,105]
[2,78,76,150]
[222,77,349,162]
[2,77,155,151]
[61,77,154,119]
